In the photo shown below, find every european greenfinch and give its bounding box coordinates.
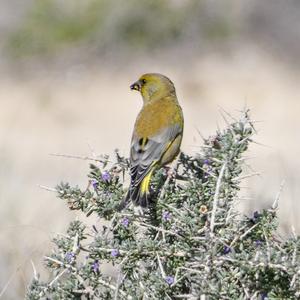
[123,73,184,208]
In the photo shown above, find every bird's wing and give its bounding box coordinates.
[130,123,182,186]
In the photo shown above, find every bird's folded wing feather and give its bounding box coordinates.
[130,123,182,187]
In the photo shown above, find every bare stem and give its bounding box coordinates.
[210,162,227,233]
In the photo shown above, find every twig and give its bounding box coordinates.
[72,233,79,253]
[50,152,107,163]
[232,172,260,182]
[219,257,288,272]
[218,109,231,126]
[0,269,18,298]
[195,127,207,142]
[96,247,127,255]
[210,162,227,233]
[218,106,238,122]
[87,141,97,158]
[238,279,250,298]
[159,155,180,200]
[263,228,271,262]
[239,223,259,240]
[250,291,259,300]
[38,185,58,193]
[248,139,271,148]
[290,269,300,288]
[156,253,166,278]
[291,225,297,239]
[272,180,285,210]
[174,294,196,299]
[97,277,132,299]
[114,256,128,300]
[236,156,257,162]
[133,221,182,238]
[48,269,67,288]
[30,260,38,281]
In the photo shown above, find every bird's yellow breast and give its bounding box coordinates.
[134,96,183,138]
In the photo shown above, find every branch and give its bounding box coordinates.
[272,179,285,210]
[210,162,227,233]
[50,152,108,163]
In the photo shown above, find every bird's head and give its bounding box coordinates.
[130,73,176,103]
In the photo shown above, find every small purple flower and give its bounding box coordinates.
[203,158,210,165]
[162,211,171,222]
[251,211,260,223]
[102,171,111,182]
[111,249,119,257]
[253,211,260,219]
[223,246,231,254]
[261,292,268,300]
[91,179,98,190]
[92,260,100,273]
[121,217,129,227]
[255,240,263,247]
[165,275,174,285]
[65,252,75,263]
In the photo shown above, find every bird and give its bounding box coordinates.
[122,73,184,208]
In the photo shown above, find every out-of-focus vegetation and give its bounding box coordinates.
[4,0,300,68]
[6,0,236,58]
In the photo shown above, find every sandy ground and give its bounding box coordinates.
[0,50,300,298]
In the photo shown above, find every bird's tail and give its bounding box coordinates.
[119,170,154,210]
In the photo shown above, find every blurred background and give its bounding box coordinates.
[0,0,300,298]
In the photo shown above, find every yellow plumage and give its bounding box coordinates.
[123,73,184,208]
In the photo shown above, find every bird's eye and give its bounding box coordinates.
[142,79,146,84]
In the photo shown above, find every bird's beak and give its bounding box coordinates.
[130,80,141,91]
